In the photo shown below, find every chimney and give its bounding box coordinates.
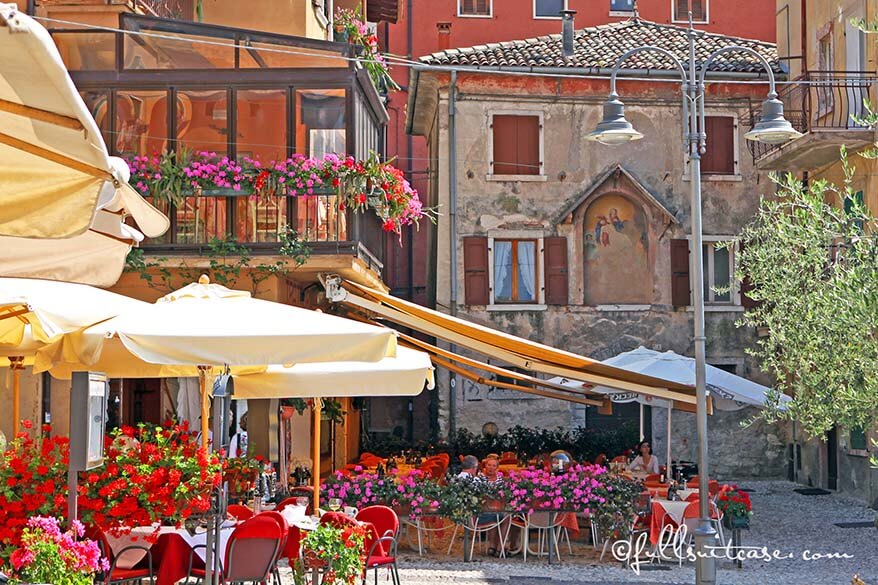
[437,22,452,51]
[561,10,576,58]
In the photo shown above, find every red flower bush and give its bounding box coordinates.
[0,427,69,560]
[77,422,222,535]
[716,484,752,519]
[0,421,222,567]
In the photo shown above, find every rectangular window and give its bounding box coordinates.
[493,239,538,303]
[673,0,707,23]
[611,0,635,11]
[491,114,541,176]
[534,0,565,18]
[850,427,868,451]
[700,242,736,305]
[459,0,491,16]
[817,34,834,114]
[701,116,736,175]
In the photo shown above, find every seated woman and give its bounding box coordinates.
[628,440,660,475]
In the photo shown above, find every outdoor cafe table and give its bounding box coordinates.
[106,522,235,585]
[646,486,698,501]
[649,499,691,546]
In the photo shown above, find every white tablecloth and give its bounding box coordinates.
[107,522,236,570]
[653,500,691,527]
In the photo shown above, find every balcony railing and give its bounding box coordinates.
[134,0,195,20]
[142,191,384,273]
[748,71,874,161]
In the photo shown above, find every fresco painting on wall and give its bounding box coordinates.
[584,194,650,305]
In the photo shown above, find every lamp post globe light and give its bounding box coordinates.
[587,17,799,585]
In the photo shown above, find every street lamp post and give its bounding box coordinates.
[586,17,800,585]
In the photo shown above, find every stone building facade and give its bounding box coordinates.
[408,19,792,479]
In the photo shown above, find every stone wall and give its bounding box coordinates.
[424,85,789,479]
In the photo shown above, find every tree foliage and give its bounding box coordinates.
[737,153,878,438]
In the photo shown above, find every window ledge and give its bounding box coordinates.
[486,174,548,182]
[686,305,745,313]
[609,10,634,16]
[488,303,547,312]
[682,174,743,182]
[457,13,493,18]
[846,449,869,458]
[596,304,651,312]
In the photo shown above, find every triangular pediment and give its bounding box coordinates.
[554,165,678,225]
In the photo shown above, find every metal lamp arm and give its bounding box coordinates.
[695,46,778,152]
[608,46,688,94]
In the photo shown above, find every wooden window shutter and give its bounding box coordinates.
[738,241,759,310]
[516,116,540,175]
[476,0,489,14]
[492,116,518,175]
[544,236,568,304]
[463,236,489,305]
[691,0,707,21]
[492,115,540,175]
[670,239,691,307]
[674,0,688,20]
[701,116,735,174]
[461,0,489,15]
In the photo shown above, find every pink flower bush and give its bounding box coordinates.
[127,151,427,234]
[505,464,609,513]
[6,516,107,585]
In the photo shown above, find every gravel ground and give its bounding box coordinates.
[282,481,878,585]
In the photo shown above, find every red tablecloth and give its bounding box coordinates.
[649,500,690,546]
[149,532,204,585]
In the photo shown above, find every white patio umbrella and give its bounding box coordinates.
[34,276,399,448]
[0,6,168,241]
[0,277,150,433]
[549,346,790,473]
[232,346,435,400]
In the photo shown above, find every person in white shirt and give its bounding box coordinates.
[628,440,660,474]
[229,413,249,458]
[456,455,480,479]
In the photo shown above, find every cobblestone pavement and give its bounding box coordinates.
[281,481,878,585]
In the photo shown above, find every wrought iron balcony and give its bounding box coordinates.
[141,190,384,275]
[749,71,876,170]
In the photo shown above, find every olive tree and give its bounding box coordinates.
[736,152,878,441]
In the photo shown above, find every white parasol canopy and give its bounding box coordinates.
[0,5,168,241]
[552,346,790,412]
[232,346,435,400]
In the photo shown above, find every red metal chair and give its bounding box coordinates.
[356,505,401,585]
[187,514,283,584]
[87,526,154,585]
[256,511,290,585]
[645,473,661,483]
[594,453,607,466]
[227,504,254,521]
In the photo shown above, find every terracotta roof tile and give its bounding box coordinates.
[420,19,780,75]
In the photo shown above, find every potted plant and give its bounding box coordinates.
[295,523,367,585]
[6,516,106,585]
[716,484,752,529]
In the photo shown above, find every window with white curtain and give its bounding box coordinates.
[492,239,538,303]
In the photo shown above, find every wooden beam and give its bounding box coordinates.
[0,98,84,131]
[430,354,601,407]
[0,132,112,182]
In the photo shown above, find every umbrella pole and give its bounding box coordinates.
[639,403,644,442]
[10,357,24,435]
[198,366,210,450]
[666,406,672,476]
[311,398,322,512]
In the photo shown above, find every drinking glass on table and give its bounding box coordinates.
[296,496,310,508]
[328,498,342,512]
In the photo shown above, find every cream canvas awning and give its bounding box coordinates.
[323,276,702,409]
